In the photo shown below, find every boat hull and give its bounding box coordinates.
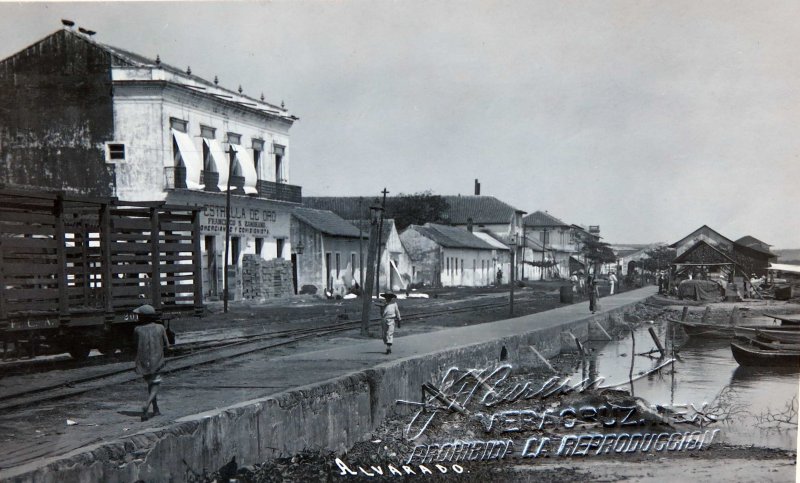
[730,341,800,367]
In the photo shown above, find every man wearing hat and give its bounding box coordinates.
[379,293,401,354]
[133,304,170,421]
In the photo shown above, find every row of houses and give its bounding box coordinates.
[0,26,603,301]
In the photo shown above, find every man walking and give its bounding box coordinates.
[380,293,401,354]
[133,304,170,421]
[609,271,618,295]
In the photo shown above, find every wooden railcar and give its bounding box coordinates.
[0,188,203,360]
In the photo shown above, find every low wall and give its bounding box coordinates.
[6,303,640,482]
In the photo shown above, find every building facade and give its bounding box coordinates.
[0,28,302,300]
[400,223,503,287]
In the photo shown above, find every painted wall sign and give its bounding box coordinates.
[199,204,277,236]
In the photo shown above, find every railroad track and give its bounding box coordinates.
[0,292,560,411]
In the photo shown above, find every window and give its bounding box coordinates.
[105,143,125,162]
[274,144,285,182]
[201,126,215,172]
[255,238,264,257]
[351,253,357,275]
[252,139,264,180]
[540,230,550,246]
[170,118,187,133]
[335,253,341,278]
[276,239,285,258]
[227,133,243,176]
[446,258,450,273]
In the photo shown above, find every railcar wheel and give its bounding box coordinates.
[68,345,91,361]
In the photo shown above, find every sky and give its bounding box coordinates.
[1,1,798,247]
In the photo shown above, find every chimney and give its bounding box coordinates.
[467,218,473,232]
[474,179,481,196]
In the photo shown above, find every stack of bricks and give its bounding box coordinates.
[242,254,295,300]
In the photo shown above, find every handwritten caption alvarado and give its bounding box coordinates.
[334,363,723,477]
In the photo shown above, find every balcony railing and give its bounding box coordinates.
[167,168,300,203]
[257,179,302,203]
[200,171,219,191]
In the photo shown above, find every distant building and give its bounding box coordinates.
[400,223,502,287]
[669,225,777,280]
[523,211,599,279]
[291,208,362,296]
[0,27,301,300]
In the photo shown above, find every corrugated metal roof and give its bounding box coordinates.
[735,235,776,257]
[411,223,497,250]
[523,210,570,227]
[292,207,361,237]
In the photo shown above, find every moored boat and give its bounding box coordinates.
[669,318,800,339]
[762,312,800,326]
[748,338,800,351]
[755,328,800,345]
[730,341,800,367]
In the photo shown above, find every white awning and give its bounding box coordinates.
[769,263,800,274]
[231,144,258,194]
[204,138,230,191]
[171,129,204,190]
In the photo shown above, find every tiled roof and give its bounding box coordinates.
[473,232,510,251]
[350,219,395,242]
[304,194,520,226]
[292,207,361,238]
[410,223,497,250]
[302,197,378,220]
[523,210,570,227]
[439,195,521,225]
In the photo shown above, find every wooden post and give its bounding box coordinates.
[375,189,388,295]
[360,207,381,336]
[529,345,558,373]
[681,306,689,321]
[0,237,5,329]
[149,207,162,310]
[223,146,235,313]
[100,203,114,321]
[54,196,69,325]
[192,209,204,316]
[509,237,516,316]
[729,306,740,326]
[648,327,666,357]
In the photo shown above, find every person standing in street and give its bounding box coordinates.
[133,304,170,421]
[380,293,401,354]
[589,276,600,313]
[609,271,618,295]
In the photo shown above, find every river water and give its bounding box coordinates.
[571,319,799,450]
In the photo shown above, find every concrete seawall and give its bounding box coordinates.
[5,287,655,482]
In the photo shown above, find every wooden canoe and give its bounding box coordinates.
[755,328,800,345]
[668,318,800,339]
[762,312,800,326]
[749,338,800,352]
[730,341,800,367]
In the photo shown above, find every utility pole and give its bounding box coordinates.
[223,146,235,313]
[358,197,364,289]
[509,234,516,316]
[540,228,547,280]
[375,188,389,295]
[361,205,382,336]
